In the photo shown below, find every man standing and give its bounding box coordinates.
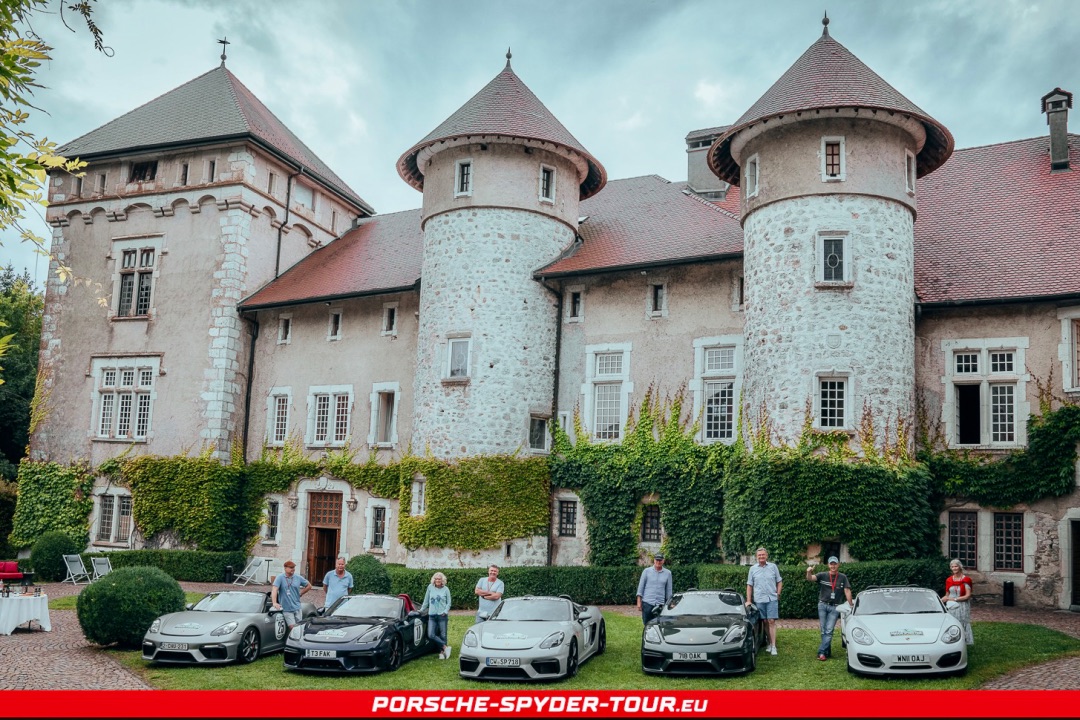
[322,556,354,608]
[746,547,782,655]
[474,565,504,622]
[636,553,672,624]
[806,556,853,661]
[271,560,311,630]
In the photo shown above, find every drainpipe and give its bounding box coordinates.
[538,274,564,567]
[240,312,259,463]
[275,168,303,278]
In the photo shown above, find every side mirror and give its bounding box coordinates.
[185,603,194,610]
[317,607,327,616]
[407,610,420,620]
[649,604,662,618]
[837,604,852,617]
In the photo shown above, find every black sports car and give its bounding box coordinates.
[283,593,436,672]
[641,589,764,675]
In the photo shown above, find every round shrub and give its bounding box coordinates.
[77,565,185,648]
[30,531,80,582]
[345,554,390,594]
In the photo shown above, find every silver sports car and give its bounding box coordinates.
[142,590,317,664]
[839,586,968,676]
[458,595,605,681]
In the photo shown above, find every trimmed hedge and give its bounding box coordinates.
[384,559,948,616]
[81,549,246,583]
[346,554,391,594]
[31,530,80,581]
[76,566,186,648]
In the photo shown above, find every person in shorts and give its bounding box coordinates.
[746,547,783,655]
[271,560,311,629]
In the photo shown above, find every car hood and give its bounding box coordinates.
[157,611,252,637]
[653,615,741,645]
[480,621,569,651]
[300,617,391,644]
[856,614,950,645]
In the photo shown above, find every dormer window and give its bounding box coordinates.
[455,160,473,197]
[821,137,845,181]
[129,162,157,183]
[744,155,759,199]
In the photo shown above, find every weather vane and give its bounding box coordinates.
[218,36,230,65]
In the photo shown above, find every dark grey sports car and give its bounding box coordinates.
[283,593,436,672]
[142,590,316,664]
[641,589,764,675]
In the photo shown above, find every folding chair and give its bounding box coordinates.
[62,555,91,585]
[91,556,113,581]
[232,557,263,586]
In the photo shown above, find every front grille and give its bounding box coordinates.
[888,663,932,670]
[479,666,530,680]
[301,658,344,670]
[155,651,196,662]
[202,646,228,661]
[856,653,883,668]
[668,661,718,674]
[937,652,963,668]
[459,657,480,672]
[284,650,302,666]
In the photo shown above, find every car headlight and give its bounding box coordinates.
[358,626,385,644]
[941,625,962,644]
[722,625,746,644]
[288,625,303,641]
[463,630,478,648]
[539,631,564,649]
[149,619,161,633]
[644,625,662,645]
[210,621,239,637]
[851,627,874,646]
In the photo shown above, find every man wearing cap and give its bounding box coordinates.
[806,556,853,661]
[636,553,672,624]
[271,560,311,630]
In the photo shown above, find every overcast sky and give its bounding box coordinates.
[2,0,1077,286]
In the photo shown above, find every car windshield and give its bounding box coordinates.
[330,596,402,620]
[661,592,744,617]
[192,592,265,613]
[856,589,943,616]
[490,598,571,622]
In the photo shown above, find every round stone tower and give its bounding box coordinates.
[397,53,606,457]
[708,20,953,445]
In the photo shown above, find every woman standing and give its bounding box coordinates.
[941,559,974,646]
[420,571,452,659]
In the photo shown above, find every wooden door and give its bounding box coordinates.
[306,492,341,585]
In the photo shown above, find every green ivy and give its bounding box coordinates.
[9,460,93,548]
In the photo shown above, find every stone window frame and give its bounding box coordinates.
[744,154,760,199]
[93,489,133,547]
[815,230,852,287]
[305,384,353,448]
[444,333,472,382]
[815,370,852,431]
[821,136,846,182]
[640,503,662,543]
[277,314,292,345]
[364,498,393,552]
[993,511,1024,572]
[905,149,917,195]
[582,342,633,443]
[292,181,316,212]
[109,235,163,320]
[565,285,584,323]
[261,493,285,545]
[557,497,578,537]
[265,386,292,446]
[410,476,426,517]
[646,280,669,319]
[381,302,399,337]
[326,307,343,342]
[692,335,743,444]
[1057,306,1080,394]
[454,158,474,197]
[528,414,551,454]
[91,355,161,443]
[367,381,401,449]
[941,337,1029,449]
[538,163,556,204]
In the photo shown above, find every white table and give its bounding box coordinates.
[0,593,51,635]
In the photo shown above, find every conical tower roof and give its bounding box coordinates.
[59,65,372,213]
[397,57,606,200]
[708,24,953,185]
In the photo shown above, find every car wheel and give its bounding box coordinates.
[238,627,260,664]
[386,635,402,672]
[566,639,579,678]
[597,621,606,655]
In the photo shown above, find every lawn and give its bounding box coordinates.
[49,592,206,611]
[113,612,1080,690]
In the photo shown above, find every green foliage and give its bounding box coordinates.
[76,566,185,648]
[29,529,79,581]
[83,549,246,583]
[0,268,41,464]
[0,478,16,557]
[346,554,390,595]
[9,460,93,549]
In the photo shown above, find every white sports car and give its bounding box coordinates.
[839,586,968,676]
[458,595,605,681]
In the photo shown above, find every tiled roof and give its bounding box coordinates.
[914,134,1080,305]
[59,65,372,213]
[239,209,423,310]
[686,125,730,142]
[708,29,953,186]
[538,175,744,277]
[397,61,606,200]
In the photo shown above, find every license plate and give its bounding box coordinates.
[159,642,188,650]
[486,657,520,666]
[307,649,335,658]
[895,654,928,663]
[673,652,707,661]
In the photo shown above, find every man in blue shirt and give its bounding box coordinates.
[322,556,354,608]
[635,554,672,624]
[746,547,783,655]
[271,560,311,630]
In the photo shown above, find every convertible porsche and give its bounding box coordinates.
[839,586,968,676]
[283,593,436,672]
[142,590,316,664]
[641,588,763,675]
[459,595,605,681]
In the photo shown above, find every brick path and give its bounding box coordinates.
[1,583,1077,689]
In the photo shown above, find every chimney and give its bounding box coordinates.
[1041,88,1073,171]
